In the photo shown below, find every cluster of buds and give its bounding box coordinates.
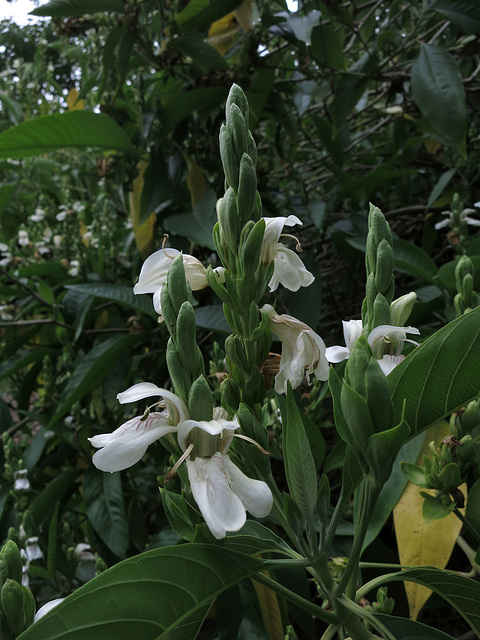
[0,541,35,639]
[454,255,478,317]
[435,193,480,253]
[401,430,479,520]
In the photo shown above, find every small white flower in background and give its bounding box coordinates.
[14,469,30,491]
[53,235,63,248]
[35,242,50,256]
[34,598,65,622]
[18,230,30,246]
[261,304,329,394]
[435,207,480,230]
[0,242,9,253]
[261,215,315,292]
[68,260,80,277]
[133,244,225,319]
[74,543,96,562]
[30,208,45,222]
[56,206,68,222]
[25,537,43,561]
[88,382,188,472]
[72,202,85,213]
[21,549,30,587]
[325,319,363,363]
[89,384,272,539]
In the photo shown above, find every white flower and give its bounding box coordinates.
[261,304,329,394]
[56,206,68,221]
[34,598,65,622]
[89,382,188,472]
[178,419,273,540]
[25,537,43,561]
[261,215,315,292]
[14,469,30,491]
[30,208,45,222]
[18,230,29,246]
[325,320,362,363]
[133,247,225,317]
[74,543,96,562]
[435,207,480,230]
[326,320,420,373]
[68,260,80,277]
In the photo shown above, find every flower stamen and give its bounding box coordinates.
[280,233,303,252]
[233,433,271,456]
[165,443,194,481]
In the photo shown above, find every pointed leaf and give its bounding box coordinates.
[431,0,480,33]
[374,613,455,639]
[411,44,466,154]
[0,112,133,159]
[66,283,157,317]
[176,0,244,33]
[388,306,480,437]
[30,0,124,17]
[17,545,264,640]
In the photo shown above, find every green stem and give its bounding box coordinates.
[454,509,480,546]
[252,572,338,626]
[324,479,355,553]
[337,595,396,640]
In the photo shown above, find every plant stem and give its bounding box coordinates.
[454,509,480,546]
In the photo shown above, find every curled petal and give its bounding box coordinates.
[177,418,239,452]
[89,413,177,472]
[268,245,315,292]
[367,324,420,358]
[342,319,363,352]
[34,598,65,622]
[133,248,179,294]
[325,345,350,363]
[116,383,189,424]
[223,456,273,518]
[261,215,302,263]
[378,354,405,375]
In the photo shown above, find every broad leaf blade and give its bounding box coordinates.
[388,306,480,437]
[18,545,264,640]
[30,0,124,17]
[0,112,133,159]
[176,0,243,33]
[431,0,480,34]
[411,44,466,155]
[65,283,157,317]
[374,613,455,639]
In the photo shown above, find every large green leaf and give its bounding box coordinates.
[164,188,217,250]
[373,567,480,635]
[0,112,133,159]
[373,613,455,639]
[393,238,438,283]
[65,283,157,317]
[411,44,466,155]
[431,0,480,33]
[83,467,129,559]
[388,306,480,437]
[0,347,58,381]
[18,545,264,640]
[48,334,144,428]
[176,0,243,33]
[30,0,124,17]
[28,468,82,528]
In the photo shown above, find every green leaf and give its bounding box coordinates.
[431,0,480,34]
[164,188,217,250]
[388,306,480,437]
[280,385,317,524]
[195,305,230,333]
[373,567,480,635]
[48,334,144,428]
[161,87,228,136]
[0,112,133,159]
[411,44,466,155]
[65,283,157,317]
[17,545,264,640]
[176,0,243,33]
[28,468,81,528]
[393,238,438,283]
[30,0,124,17]
[0,347,57,382]
[426,168,456,209]
[83,467,129,559]
[374,613,455,639]
[310,25,346,70]
[175,36,228,72]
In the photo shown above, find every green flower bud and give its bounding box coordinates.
[365,359,394,433]
[225,334,247,372]
[455,255,473,291]
[0,557,7,589]
[217,188,240,253]
[22,586,35,629]
[188,376,213,422]
[370,203,392,246]
[166,254,188,316]
[456,434,475,466]
[1,542,21,586]
[340,382,375,447]
[462,400,480,433]
[390,292,416,327]
[372,293,391,330]
[1,579,25,636]
[166,339,191,403]
[228,103,248,160]
[374,239,394,294]
[237,153,257,225]
[219,124,239,191]
[226,83,249,128]
[437,463,461,492]
[176,302,204,378]
[345,336,372,397]
[247,131,257,168]
[240,218,265,278]
[220,376,241,413]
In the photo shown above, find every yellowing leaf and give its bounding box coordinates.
[393,421,466,620]
[234,0,252,32]
[66,88,84,111]
[79,220,89,247]
[94,309,109,331]
[129,160,156,259]
[252,574,284,640]
[208,13,239,55]
[183,153,206,210]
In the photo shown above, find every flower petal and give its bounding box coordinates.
[261,215,302,263]
[378,354,404,375]
[34,598,65,622]
[269,245,315,292]
[133,248,179,294]
[186,454,246,539]
[224,456,273,518]
[177,418,239,452]
[89,413,176,472]
[325,345,351,363]
[342,319,363,352]
[116,384,189,423]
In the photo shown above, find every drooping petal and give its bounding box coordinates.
[378,354,405,375]
[133,248,179,294]
[325,345,350,363]
[224,456,273,518]
[116,383,189,423]
[342,319,363,352]
[434,218,450,230]
[177,418,239,453]
[186,454,246,539]
[268,245,315,292]
[89,412,177,472]
[152,288,163,315]
[261,215,302,263]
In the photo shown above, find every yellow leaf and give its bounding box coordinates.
[94,309,109,331]
[183,153,206,210]
[66,88,84,111]
[234,0,252,32]
[393,422,466,620]
[79,220,89,247]
[252,574,284,640]
[208,13,239,55]
[129,160,156,260]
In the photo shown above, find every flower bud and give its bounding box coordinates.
[217,188,240,253]
[187,376,214,423]
[226,83,249,128]
[1,542,21,586]
[437,463,461,492]
[371,294,391,334]
[228,103,248,160]
[240,218,265,278]
[1,579,25,636]
[176,302,204,379]
[219,124,239,191]
[166,339,191,403]
[374,239,394,294]
[461,400,480,433]
[390,292,416,327]
[22,585,35,628]
[237,153,257,225]
[225,335,247,372]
